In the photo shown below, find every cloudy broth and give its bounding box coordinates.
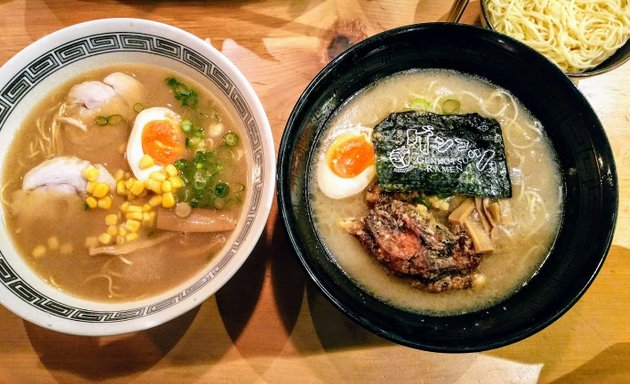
[1,64,248,302]
[310,69,563,315]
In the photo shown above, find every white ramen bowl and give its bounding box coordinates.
[0,19,275,336]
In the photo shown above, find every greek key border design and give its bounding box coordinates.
[0,32,264,323]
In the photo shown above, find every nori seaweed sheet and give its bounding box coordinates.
[373,111,512,198]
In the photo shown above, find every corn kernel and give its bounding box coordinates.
[145,179,162,193]
[82,165,99,182]
[85,236,99,248]
[116,180,127,196]
[142,212,152,226]
[59,243,73,255]
[114,169,126,181]
[127,204,142,213]
[105,214,118,226]
[86,181,96,194]
[142,204,152,212]
[125,178,136,190]
[47,236,59,250]
[164,164,178,177]
[162,192,175,208]
[149,171,167,181]
[129,180,145,196]
[126,233,139,242]
[85,196,98,209]
[118,142,127,154]
[124,219,141,232]
[120,201,129,213]
[148,211,156,227]
[92,182,110,198]
[161,180,172,193]
[32,245,46,258]
[148,195,163,207]
[126,211,144,221]
[118,226,128,237]
[98,196,112,209]
[98,233,112,245]
[139,154,155,169]
[169,176,184,189]
[107,225,118,236]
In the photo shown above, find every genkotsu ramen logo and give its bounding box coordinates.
[373,111,512,199]
[389,124,498,174]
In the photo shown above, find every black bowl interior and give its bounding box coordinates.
[277,23,618,352]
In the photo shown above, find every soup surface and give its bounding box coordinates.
[1,64,248,302]
[310,69,563,315]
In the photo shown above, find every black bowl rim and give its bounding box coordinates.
[478,0,630,77]
[277,22,618,352]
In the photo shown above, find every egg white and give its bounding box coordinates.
[126,107,182,181]
[317,125,375,200]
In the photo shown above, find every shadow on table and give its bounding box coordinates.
[216,213,306,356]
[550,343,630,383]
[24,305,200,382]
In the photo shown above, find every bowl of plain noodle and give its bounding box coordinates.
[481,0,630,77]
[277,22,617,352]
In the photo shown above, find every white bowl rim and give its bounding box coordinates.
[0,18,275,336]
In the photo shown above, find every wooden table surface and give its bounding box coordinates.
[0,1,628,383]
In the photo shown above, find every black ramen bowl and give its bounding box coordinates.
[277,23,618,352]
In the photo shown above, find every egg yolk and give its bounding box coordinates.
[326,134,375,178]
[141,120,186,165]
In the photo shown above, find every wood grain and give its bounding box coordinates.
[0,1,628,383]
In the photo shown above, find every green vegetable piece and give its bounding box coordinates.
[95,115,108,126]
[214,182,230,198]
[408,97,431,110]
[441,99,461,114]
[165,77,199,109]
[373,111,512,198]
[174,159,188,170]
[108,114,123,125]
[414,195,432,208]
[181,119,193,133]
[223,131,239,146]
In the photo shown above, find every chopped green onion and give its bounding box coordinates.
[181,119,193,133]
[186,136,201,148]
[165,77,199,109]
[223,131,239,147]
[214,182,229,198]
[441,99,461,114]
[95,115,108,126]
[108,114,123,125]
[193,129,204,138]
[415,195,432,208]
[174,159,187,170]
[408,97,431,110]
[133,103,144,113]
[232,183,245,192]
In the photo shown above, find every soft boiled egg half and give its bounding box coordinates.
[317,125,376,199]
[127,107,186,181]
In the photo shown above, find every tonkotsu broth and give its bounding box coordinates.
[1,64,248,302]
[311,69,563,315]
